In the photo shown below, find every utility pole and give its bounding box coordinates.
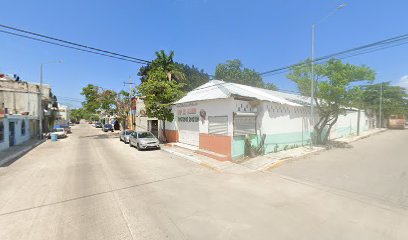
[310,24,315,149]
[379,82,383,128]
[38,60,62,139]
[38,64,43,139]
[310,3,346,148]
[123,77,135,130]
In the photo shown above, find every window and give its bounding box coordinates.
[234,115,256,136]
[208,116,228,135]
[0,121,3,142]
[21,120,26,135]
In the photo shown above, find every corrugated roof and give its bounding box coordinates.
[176,80,305,106]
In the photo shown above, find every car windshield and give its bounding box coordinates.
[55,128,64,132]
[125,130,133,135]
[138,132,155,138]
[104,124,112,128]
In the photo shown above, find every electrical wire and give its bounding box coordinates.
[0,23,150,64]
[260,33,408,77]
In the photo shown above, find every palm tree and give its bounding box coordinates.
[153,50,185,82]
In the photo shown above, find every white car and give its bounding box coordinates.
[48,128,67,139]
[129,131,160,150]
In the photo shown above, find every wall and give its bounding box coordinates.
[168,98,234,159]
[0,115,31,152]
[232,102,314,160]
[330,110,370,139]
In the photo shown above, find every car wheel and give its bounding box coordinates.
[129,141,133,147]
[137,143,141,151]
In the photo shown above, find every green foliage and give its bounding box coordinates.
[215,59,278,90]
[137,50,185,122]
[288,59,376,144]
[80,84,118,117]
[177,63,210,92]
[80,84,100,114]
[361,82,408,119]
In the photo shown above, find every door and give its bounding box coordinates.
[149,120,158,138]
[177,115,199,146]
[9,122,15,147]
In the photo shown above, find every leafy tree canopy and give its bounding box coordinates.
[288,58,375,144]
[215,59,278,90]
[137,50,185,123]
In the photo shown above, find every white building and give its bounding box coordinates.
[0,73,55,151]
[163,80,371,161]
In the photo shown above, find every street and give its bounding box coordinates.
[0,124,407,240]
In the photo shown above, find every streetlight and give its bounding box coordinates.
[310,3,347,148]
[38,60,63,139]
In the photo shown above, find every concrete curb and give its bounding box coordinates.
[0,139,46,167]
[161,147,202,164]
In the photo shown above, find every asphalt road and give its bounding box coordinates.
[0,124,407,240]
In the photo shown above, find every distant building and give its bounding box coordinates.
[0,73,58,151]
[55,103,70,125]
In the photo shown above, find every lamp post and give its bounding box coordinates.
[38,60,62,139]
[310,3,346,148]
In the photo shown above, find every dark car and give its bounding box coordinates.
[102,124,114,132]
[95,122,102,128]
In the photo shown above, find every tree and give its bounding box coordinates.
[361,82,408,126]
[137,50,185,141]
[288,59,375,144]
[115,90,132,129]
[99,89,117,116]
[80,84,101,114]
[215,59,278,90]
[177,63,210,92]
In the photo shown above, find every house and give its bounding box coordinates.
[0,73,57,151]
[163,80,371,161]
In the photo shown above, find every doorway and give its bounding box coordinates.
[9,122,15,147]
[148,120,158,138]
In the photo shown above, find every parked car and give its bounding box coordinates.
[102,124,114,132]
[119,129,134,143]
[129,131,160,150]
[59,124,72,134]
[94,122,102,128]
[47,128,67,139]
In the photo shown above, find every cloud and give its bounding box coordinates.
[399,75,408,91]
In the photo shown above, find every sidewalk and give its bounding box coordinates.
[0,138,45,167]
[161,128,387,172]
[161,144,253,173]
[242,128,387,171]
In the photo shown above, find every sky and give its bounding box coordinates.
[1,0,408,108]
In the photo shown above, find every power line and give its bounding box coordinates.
[260,32,408,77]
[0,24,150,64]
[0,29,147,65]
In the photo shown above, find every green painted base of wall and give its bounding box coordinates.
[232,131,311,160]
[232,126,368,160]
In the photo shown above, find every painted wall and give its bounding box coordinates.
[0,115,31,152]
[232,102,315,160]
[330,110,370,139]
[167,98,234,158]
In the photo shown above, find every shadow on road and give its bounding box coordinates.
[80,132,119,139]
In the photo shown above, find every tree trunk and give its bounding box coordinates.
[162,120,167,143]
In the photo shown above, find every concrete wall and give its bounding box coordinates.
[0,115,31,152]
[232,102,315,160]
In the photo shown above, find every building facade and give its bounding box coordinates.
[0,73,56,151]
[164,80,371,161]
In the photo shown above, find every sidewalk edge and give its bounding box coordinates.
[0,139,46,167]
